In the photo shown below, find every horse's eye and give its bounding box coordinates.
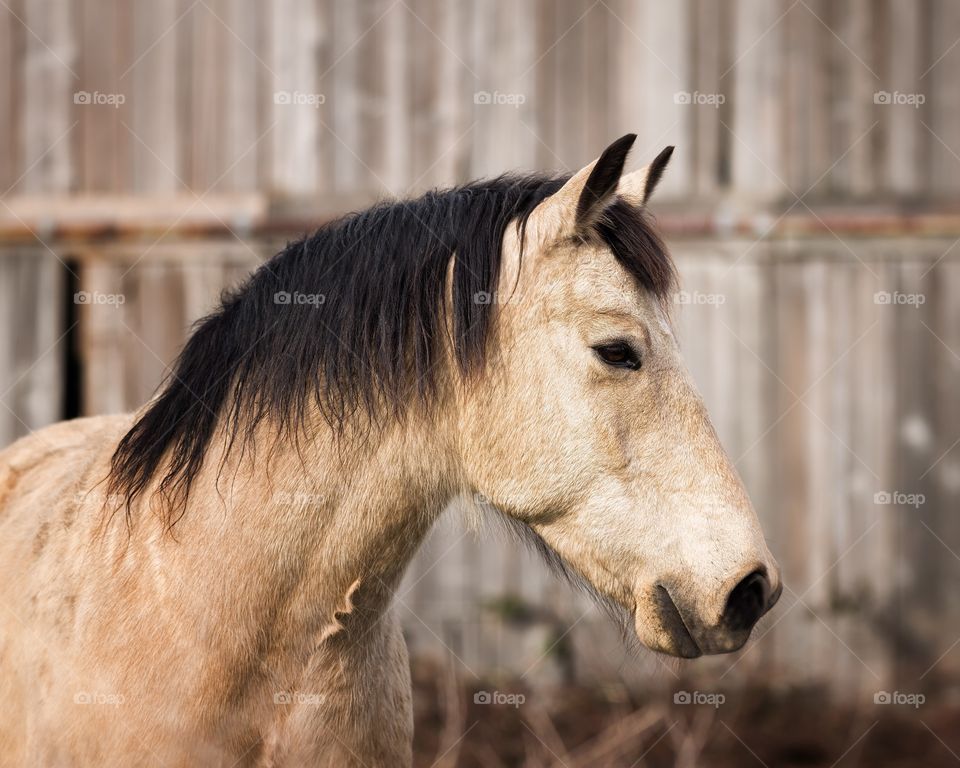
[593,342,641,370]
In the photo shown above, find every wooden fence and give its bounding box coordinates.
[1,0,959,697]
[2,0,959,200]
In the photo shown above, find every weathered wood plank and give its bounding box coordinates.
[927,0,960,196]
[881,0,922,196]
[221,0,262,193]
[268,0,321,195]
[0,0,21,193]
[22,0,74,194]
[130,1,180,194]
[610,0,690,193]
[0,250,64,445]
[729,0,786,201]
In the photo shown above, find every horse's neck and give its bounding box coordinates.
[137,414,458,687]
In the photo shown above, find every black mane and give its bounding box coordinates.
[108,173,676,518]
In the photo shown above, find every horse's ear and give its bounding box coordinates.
[574,133,637,228]
[533,134,637,239]
[618,145,674,206]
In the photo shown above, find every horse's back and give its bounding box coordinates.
[0,413,131,556]
[0,414,132,764]
[0,411,129,483]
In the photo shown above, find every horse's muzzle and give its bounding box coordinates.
[654,567,782,657]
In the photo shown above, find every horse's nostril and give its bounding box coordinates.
[721,570,770,632]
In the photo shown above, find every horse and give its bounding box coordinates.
[0,135,780,766]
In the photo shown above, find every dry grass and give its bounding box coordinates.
[410,658,960,767]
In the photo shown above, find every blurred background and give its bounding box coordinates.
[1,1,959,765]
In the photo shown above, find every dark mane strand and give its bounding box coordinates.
[107,173,676,523]
[595,198,677,305]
